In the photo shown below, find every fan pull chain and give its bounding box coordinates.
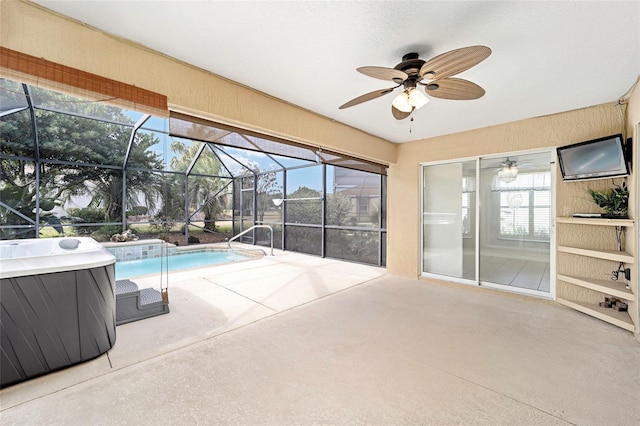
[410,116,414,133]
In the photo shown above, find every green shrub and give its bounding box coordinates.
[150,214,176,238]
[66,207,106,235]
[126,206,148,217]
[93,224,129,241]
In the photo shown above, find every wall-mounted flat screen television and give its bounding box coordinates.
[557,134,629,181]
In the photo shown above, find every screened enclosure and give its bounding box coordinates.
[0,79,387,266]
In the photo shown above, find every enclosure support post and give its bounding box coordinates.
[121,169,127,233]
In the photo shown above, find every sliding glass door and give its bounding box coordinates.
[422,151,553,296]
[478,152,552,294]
[422,160,476,281]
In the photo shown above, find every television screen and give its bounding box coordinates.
[557,134,629,181]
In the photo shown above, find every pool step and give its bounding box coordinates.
[115,279,170,325]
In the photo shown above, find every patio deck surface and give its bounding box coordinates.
[1,244,639,425]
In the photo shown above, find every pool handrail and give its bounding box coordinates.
[227,225,274,256]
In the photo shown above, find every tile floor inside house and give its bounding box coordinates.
[1,244,638,425]
[463,254,551,292]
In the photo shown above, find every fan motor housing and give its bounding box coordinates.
[394,52,426,77]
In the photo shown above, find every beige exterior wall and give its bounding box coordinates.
[0,0,396,165]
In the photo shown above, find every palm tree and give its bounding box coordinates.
[169,140,228,231]
[0,84,164,236]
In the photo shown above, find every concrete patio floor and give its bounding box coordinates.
[1,245,639,425]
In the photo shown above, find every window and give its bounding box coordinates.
[496,172,550,240]
[461,176,475,238]
[357,197,369,214]
[462,192,471,237]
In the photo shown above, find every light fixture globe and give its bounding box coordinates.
[392,88,429,113]
[392,90,412,112]
[498,166,518,183]
[408,88,429,109]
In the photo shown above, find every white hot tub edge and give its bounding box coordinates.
[0,237,115,279]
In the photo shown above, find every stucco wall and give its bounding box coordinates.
[0,0,396,166]
[624,80,640,338]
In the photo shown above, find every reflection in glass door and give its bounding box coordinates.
[422,151,553,296]
[478,152,552,294]
[422,160,476,281]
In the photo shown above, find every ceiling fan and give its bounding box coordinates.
[496,158,519,183]
[339,46,491,120]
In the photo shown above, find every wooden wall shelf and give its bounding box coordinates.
[557,298,634,332]
[556,215,636,334]
[556,217,634,227]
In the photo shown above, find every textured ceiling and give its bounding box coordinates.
[34,1,640,143]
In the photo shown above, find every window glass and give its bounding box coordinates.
[1,109,35,157]
[422,160,476,279]
[165,137,198,172]
[188,142,226,177]
[30,86,143,125]
[239,182,254,229]
[256,170,283,223]
[0,79,29,113]
[462,192,471,237]
[0,159,39,239]
[125,129,165,170]
[255,224,282,250]
[285,164,323,224]
[380,175,387,229]
[0,78,387,265]
[326,228,379,264]
[187,174,231,232]
[533,191,551,238]
[36,110,132,165]
[479,153,551,292]
[285,200,322,225]
[381,231,387,267]
[326,166,380,227]
[285,226,321,255]
[286,165,322,195]
[139,116,168,133]
[498,172,550,240]
[155,172,186,221]
[211,146,249,177]
[269,154,314,168]
[217,145,279,175]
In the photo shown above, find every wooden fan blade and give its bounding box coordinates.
[419,46,491,80]
[391,105,413,120]
[357,66,408,82]
[425,78,485,100]
[339,87,395,109]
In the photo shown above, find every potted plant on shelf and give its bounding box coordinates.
[588,182,629,218]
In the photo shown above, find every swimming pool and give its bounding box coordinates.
[116,250,250,279]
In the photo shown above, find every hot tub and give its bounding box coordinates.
[0,237,116,388]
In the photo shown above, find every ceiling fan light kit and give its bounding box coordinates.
[498,158,519,183]
[392,88,429,113]
[498,166,518,183]
[339,46,491,120]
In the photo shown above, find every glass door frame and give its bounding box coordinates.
[420,148,557,300]
[420,155,479,286]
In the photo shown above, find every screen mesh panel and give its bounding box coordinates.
[170,112,387,176]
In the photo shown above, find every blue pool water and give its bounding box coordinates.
[116,250,249,279]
